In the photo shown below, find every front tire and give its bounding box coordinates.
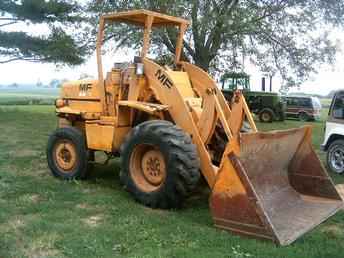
[258,108,274,123]
[120,120,200,209]
[47,127,89,179]
[327,139,344,174]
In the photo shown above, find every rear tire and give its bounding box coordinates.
[299,112,309,122]
[120,120,200,209]
[47,127,89,179]
[258,108,274,123]
[327,139,344,174]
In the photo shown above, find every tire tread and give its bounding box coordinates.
[120,120,200,209]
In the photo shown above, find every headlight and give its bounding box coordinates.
[136,63,144,75]
[55,99,65,108]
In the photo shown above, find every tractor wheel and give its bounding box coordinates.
[120,120,200,209]
[298,112,309,122]
[327,140,344,174]
[47,127,89,180]
[258,108,274,123]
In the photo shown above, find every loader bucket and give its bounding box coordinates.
[210,126,343,245]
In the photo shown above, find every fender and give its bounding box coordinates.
[117,100,168,116]
[322,121,344,149]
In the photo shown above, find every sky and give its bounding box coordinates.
[1,16,344,96]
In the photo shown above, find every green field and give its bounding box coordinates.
[0,89,58,105]
[0,105,344,258]
[320,98,332,108]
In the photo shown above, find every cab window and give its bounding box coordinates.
[222,77,249,91]
[222,78,235,91]
[332,94,344,119]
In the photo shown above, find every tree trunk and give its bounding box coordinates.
[194,51,211,72]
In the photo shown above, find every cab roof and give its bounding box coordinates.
[102,9,190,27]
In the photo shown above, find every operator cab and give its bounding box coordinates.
[96,10,190,115]
[221,72,250,91]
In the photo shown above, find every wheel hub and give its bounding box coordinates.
[262,112,270,121]
[141,150,166,185]
[129,144,167,192]
[54,141,77,172]
[331,148,344,172]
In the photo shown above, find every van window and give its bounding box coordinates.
[332,94,344,119]
[286,97,297,106]
[298,98,311,107]
[286,97,312,107]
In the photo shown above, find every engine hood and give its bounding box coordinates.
[61,80,100,99]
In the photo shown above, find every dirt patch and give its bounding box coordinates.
[77,203,91,210]
[26,249,60,258]
[0,178,10,190]
[82,214,104,227]
[321,224,343,237]
[143,206,168,216]
[82,188,96,194]
[20,167,48,178]
[77,203,88,209]
[29,194,41,203]
[1,134,18,147]
[18,193,42,204]
[10,149,38,158]
[8,217,25,230]
[23,233,62,258]
[0,217,25,233]
[32,169,48,177]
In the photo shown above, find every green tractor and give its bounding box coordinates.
[221,72,285,122]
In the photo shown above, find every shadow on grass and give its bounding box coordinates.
[85,154,213,221]
[86,158,121,189]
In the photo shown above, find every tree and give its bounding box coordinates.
[36,79,43,88]
[9,82,18,88]
[0,0,92,65]
[88,0,344,89]
[326,89,337,99]
[49,78,61,88]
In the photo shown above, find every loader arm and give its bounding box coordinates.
[143,58,258,186]
[143,58,218,186]
[143,58,343,245]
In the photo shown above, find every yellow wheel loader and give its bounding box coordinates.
[47,9,343,245]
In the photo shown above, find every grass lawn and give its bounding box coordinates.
[0,105,344,258]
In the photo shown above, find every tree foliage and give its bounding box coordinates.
[89,0,344,88]
[0,0,92,65]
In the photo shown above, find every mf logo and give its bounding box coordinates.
[79,83,92,97]
[155,69,173,89]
